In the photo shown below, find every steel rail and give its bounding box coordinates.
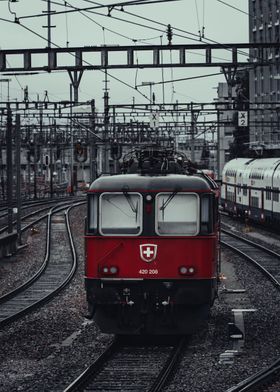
[149,337,187,392]
[63,337,121,392]
[0,201,84,327]
[221,229,280,392]
[0,196,85,235]
[0,201,84,304]
[64,336,187,392]
[0,195,77,213]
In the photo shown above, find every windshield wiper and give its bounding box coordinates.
[160,188,181,220]
[122,187,138,221]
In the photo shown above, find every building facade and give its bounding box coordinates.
[249,0,280,149]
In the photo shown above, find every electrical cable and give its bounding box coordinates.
[40,0,251,71]
[47,0,233,62]
[216,0,250,18]
[89,0,254,62]
[65,1,69,47]
[0,0,273,97]
[136,71,225,87]
[65,0,153,43]
[18,0,179,20]
[169,50,175,102]
[5,19,151,102]
[194,0,201,39]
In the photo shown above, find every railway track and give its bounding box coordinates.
[64,336,187,392]
[221,228,280,392]
[0,201,84,327]
[0,196,85,235]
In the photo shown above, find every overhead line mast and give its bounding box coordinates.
[42,0,56,49]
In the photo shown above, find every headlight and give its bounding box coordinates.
[179,266,196,276]
[101,265,119,275]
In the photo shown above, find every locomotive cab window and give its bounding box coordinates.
[155,193,199,236]
[100,192,142,235]
[200,194,214,234]
[88,194,98,232]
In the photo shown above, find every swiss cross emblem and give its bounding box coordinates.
[140,244,158,263]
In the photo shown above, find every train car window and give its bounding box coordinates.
[200,195,214,234]
[266,186,272,200]
[251,196,259,208]
[273,187,279,202]
[99,192,142,236]
[155,193,199,236]
[88,194,98,231]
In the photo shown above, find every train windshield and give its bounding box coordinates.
[100,192,142,235]
[156,193,199,236]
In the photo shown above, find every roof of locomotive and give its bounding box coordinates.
[88,173,215,192]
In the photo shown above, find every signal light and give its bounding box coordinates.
[179,266,196,276]
[166,24,173,45]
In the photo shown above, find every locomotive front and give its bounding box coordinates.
[85,152,219,334]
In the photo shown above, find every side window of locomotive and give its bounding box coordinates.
[100,192,142,235]
[88,194,98,232]
[200,195,214,234]
[155,193,199,236]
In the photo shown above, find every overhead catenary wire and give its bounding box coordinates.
[37,0,254,67]
[17,0,180,20]
[0,0,272,99]
[46,0,237,63]
[64,1,69,46]
[65,0,159,44]
[216,0,249,18]
[1,18,151,102]
[5,0,261,63]
[194,0,201,39]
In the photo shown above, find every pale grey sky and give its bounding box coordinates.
[0,0,249,108]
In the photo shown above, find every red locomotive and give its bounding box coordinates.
[85,148,220,334]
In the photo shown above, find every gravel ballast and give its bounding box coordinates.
[0,210,279,391]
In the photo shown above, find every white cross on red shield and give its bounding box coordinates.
[140,244,158,262]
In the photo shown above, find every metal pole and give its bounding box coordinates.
[160,35,165,105]
[33,132,37,199]
[90,99,96,182]
[50,132,53,198]
[0,139,4,201]
[7,80,10,103]
[112,106,118,174]
[217,109,221,180]
[47,0,51,48]
[103,90,109,173]
[103,70,110,174]
[15,114,22,244]
[6,106,13,234]
[70,84,74,194]
[190,102,195,162]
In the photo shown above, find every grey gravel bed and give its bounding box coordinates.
[0,219,47,297]
[221,213,280,253]
[0,209,279,391]
[165,245,280,392]
[0,205,113,392]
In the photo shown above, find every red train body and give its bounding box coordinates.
[85,149,220,334]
